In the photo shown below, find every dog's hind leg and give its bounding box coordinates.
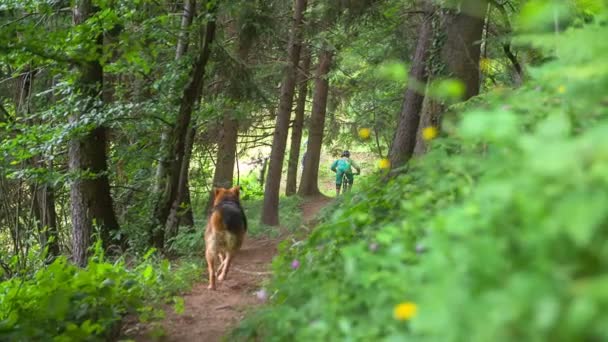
[206,250,216,290]
[218,252,233,282]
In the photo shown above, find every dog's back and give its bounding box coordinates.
[207,200,246,253]
[205,186,247,290]
[216,200,247,235]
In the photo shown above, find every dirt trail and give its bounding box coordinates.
[126,196,331,342]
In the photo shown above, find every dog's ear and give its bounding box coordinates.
[213,187,221,198]
[231,185,240,197]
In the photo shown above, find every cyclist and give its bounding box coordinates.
[330,150,361,196]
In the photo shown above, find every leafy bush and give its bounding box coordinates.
[239,173,265,201]
[166,225,206,257]
[231,16,608,342]
[0,242,201,341]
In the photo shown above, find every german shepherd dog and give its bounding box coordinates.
[205,186,247,290]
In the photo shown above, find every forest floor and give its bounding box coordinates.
[125,195,332,342]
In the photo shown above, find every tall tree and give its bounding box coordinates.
[261,0,308,226]
[32,178,60,257]
[22,72,61,258]
[285,48,311,196]
[442,0,487,100]
[298,47,333,196]
[208,14,258,200]
[388,2,434,169]
[164,0,198,239]
[70,0,120,266]
[414,0,487,156]
[151,2,218,249]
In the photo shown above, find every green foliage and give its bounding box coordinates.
[232,14,608,342]
[0,243,201,341]
[245,196,303,238]
[239,173,265,201]
[166,226,205,257]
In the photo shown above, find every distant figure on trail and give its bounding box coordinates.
[330,150,361,196]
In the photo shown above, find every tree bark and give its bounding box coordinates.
[261,0,308,226]
[176,0,196,59]
[151,5,217,249]
[205,14,257,214]
[203,112,238,217]
[16,68,61,258]
[154,0,198,240]
[442,0,486,100]
[285,49,311,196]
[167,0,198,230]
[165,125,196,238]
[413,0,487,155]
[211,115,239,188]
[298,48,333,196]
[32,182,60,257]
[70,0,120,266]
[388,4,434,169]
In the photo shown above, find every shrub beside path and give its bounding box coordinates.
[126,195,332,342]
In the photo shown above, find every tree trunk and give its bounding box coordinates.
[18,69,61,258]
[285,49,311,196]
[151,7,217,249]
[442,0,486,100]
[212,115,239,188]
[179,182,195,226]
[165,125,196,238]
[204,112,238,216]
[32,182,60,257]
[70,0,120,266]
[298,48,333,196]
[388,4,434,169]
[413,96,442,155]
[153,0,198,241]
[259,157,268,185]
[413,0,486,154]
[169,0,198,228]
[176,0,196,59]
[205,15,257,214]
[261,0,307,226]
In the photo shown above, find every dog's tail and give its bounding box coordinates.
[218,202,247,233]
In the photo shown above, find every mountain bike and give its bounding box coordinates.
[341,172,360,194]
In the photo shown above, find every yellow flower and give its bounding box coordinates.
[557,85,566,94]
[393,302,418,321]
[378,158,391,170]
[358,127,371,140]
[422,126,438,141]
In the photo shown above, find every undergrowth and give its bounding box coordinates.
[231,16,608,342]
[0,241,201,341]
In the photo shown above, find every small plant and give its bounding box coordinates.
[0,241,201,341]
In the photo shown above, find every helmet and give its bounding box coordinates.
[341,150,350,157]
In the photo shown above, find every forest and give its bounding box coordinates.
[1,0,607,341]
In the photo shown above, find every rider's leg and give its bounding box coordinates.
[335,171,344,196]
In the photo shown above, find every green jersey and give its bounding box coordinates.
[331,157,360,174]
